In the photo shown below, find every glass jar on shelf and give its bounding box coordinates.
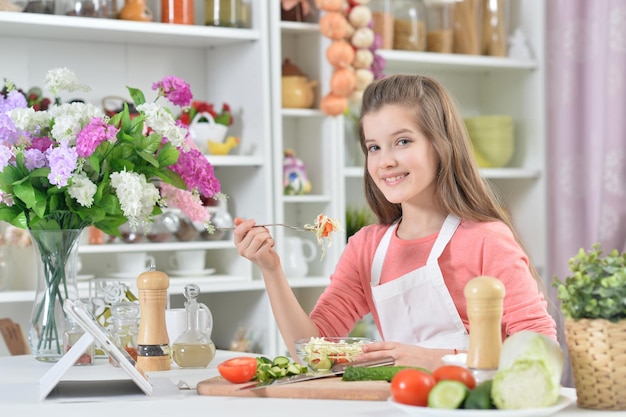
[205,0,249,28]
[452,0,482,55]
[392,0,427,52]
[424,0,455,53]
[162,0,194,25]
[62,0,103,16]
[370,0,394,50]
[481,0,508,56]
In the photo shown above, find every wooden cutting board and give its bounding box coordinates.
[197,376,391,401]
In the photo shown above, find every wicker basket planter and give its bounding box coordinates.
[564,318,626,410]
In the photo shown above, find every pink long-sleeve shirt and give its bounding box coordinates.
[310,219,557,342]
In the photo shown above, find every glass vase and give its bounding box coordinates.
[28,228,83,362]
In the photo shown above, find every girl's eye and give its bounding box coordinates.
[397,138,411,146]
[367,144,380,152]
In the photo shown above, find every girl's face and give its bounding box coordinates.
[363,104,439,206]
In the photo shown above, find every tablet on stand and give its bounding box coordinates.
[39,299,153,401]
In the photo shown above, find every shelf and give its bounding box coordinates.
[378,49,538,74]
[0,276,329,303]
[207,155,265,167]
[344,166,541,180]
[0,291,34,304]
[78,240,234,254]
[480,168,541,179]
[0,12,260,47]
[282,109,327,118]
[282,194,333,204]
[280,21,319,34]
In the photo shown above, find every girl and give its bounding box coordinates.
[233,74,556,370]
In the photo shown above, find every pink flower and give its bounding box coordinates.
[160,183,211,223]
[171,148,220,198]
[152,75,193,107]
[75,118,118,157]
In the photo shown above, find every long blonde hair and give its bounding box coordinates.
[358,74,543,286]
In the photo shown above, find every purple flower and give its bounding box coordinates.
[170,147,220,198]
[47,142,78,187]
[1,90,27,111]
[152,76,192,107]
[0,144,13,172]
[0,90,27,145]
[23,148,47,170]
[75,118,118,157]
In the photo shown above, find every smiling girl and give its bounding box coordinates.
[233,74,556,370]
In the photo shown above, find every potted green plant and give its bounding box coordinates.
[553,244,626,410]
[345,205,374,242]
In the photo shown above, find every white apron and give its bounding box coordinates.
[371,214,469,349]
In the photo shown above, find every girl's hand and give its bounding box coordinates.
[357,341,451,371]
[233,217,280,271]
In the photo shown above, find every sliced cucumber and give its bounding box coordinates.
[428,380,469,409]
[272,355,290,368]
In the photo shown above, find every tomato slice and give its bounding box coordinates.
[432,365,476,390]
[217,357,258,384]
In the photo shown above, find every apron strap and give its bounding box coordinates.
[426,215,461,263]
[370,224,396,287]
[370,215,460,287]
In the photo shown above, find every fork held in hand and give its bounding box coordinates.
[218,223,311,232]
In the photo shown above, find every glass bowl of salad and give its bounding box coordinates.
[294,336,375,371]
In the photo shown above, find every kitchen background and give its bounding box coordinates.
[0,0,624,388]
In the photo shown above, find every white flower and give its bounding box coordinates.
[68,171,97,207]
[44,67,90,97]
[48,102,104,143]
[110,170,160,228]
[137,102,187,148]
[9,107,51,133]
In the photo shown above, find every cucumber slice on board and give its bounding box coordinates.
[428,380,469,409]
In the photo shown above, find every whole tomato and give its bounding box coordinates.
[217,357,258,384]
[432,365,476,390]
[391,368,437,406]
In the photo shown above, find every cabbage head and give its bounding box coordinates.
[491,331,564,409]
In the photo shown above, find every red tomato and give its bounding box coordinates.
[391,368,437,406]
[217,357,258,384]
[432,365,476,390]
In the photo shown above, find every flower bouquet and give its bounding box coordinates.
[0,67,223,361]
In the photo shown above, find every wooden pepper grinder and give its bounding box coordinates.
[136,266,171,372]
[464,275,505,383]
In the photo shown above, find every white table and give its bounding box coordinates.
[0,351,607,416]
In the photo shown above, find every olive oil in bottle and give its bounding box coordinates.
[171,284,216,368]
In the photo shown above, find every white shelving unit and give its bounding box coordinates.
[0,1,547,357]
[0,4,280,356]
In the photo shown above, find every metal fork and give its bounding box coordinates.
[217,223,312,232]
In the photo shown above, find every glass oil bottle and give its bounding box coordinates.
[171,284,216,368]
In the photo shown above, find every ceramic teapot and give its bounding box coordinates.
[281,58,317,109]
[282,236,317,278]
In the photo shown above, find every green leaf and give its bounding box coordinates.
[0,206,28,228]
[157,143,180,167]
[127,86,146,107]
[154,168,186,189]
[13,182,47,218]
[553,243,626,321]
